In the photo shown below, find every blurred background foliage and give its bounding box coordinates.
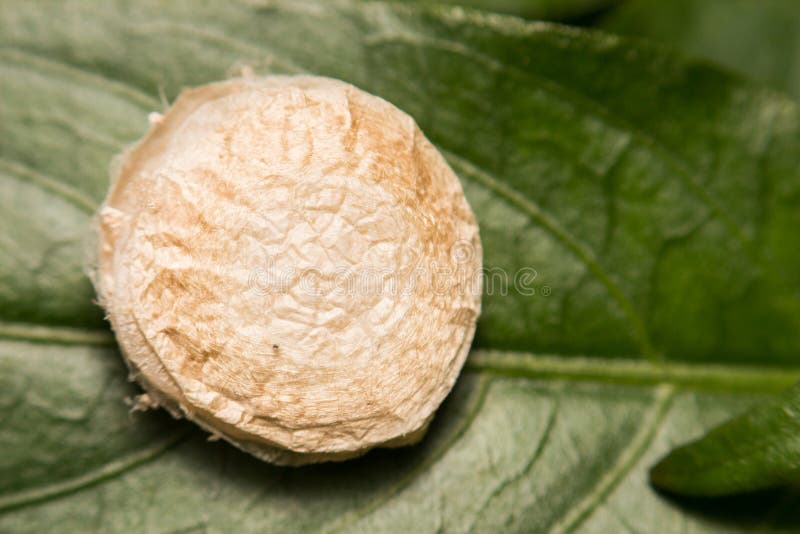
[401,0,800,100]
[604,0,800,101]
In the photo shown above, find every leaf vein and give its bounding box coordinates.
[466,396,559,533]
[0,158,99,215]
[0,47,159,109]
[0,321,115,346]
[549,384,676,533]
[0,428,189,512]
[445,150,657,360]
[324,375,493,533]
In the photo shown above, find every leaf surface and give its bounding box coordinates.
[1,1,800,531]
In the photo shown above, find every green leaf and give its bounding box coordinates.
[603,0,800,100]
[651,383,800,496]
[1,0,800,531]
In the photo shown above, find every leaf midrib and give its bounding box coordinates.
[468,350,800,393]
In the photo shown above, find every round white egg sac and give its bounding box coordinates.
[90,75,482,465]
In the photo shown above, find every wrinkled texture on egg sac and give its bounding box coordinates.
[89,75,482,465]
